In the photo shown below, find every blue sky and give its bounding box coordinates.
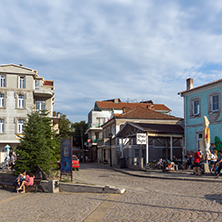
[1,0,222,122]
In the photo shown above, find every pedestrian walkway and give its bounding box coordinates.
[111,166,222,182]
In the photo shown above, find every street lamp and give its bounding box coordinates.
[109,133,113,167]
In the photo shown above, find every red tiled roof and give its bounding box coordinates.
[131,122,184,134]
[178,79,222,95]
[96,101,171,111]
[43,80,54,86]
[115,106,181,120]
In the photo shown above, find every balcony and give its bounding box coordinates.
[34,89,54,98]
[87,138,98,146]
[97,137,115,147]
[86,123,103,134]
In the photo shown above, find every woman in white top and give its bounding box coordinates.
[210,149,218,174]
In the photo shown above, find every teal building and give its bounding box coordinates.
[179,78,222,152]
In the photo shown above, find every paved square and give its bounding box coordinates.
[1,164,222,221]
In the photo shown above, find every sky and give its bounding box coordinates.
[0,0,222,123]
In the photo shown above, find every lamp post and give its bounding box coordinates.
[109,133,113,167]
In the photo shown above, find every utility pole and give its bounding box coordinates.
[80,125,85,163]
[109,133,113,167]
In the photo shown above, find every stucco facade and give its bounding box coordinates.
[86,99,172,162]
[0,64,57,163]
[97,106,182,166]
[179,78,222,152]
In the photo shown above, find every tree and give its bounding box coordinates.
[71,121,88,149]
[15,110,60,175]
[58,112,72,139]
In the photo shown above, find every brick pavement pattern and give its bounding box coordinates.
[1,163,222,222]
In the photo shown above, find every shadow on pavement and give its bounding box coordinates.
[205,194,222,205]
[89,197,222,214]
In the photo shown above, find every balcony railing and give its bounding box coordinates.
[87,123,103,129]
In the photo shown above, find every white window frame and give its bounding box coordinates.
[18,95,24,109]
[35,80,40,90]
[19,76,25,88]
[36,100,46,111]
[193,99,200,115]
[18,119,24,134]
[0,94,4,108]
[0,75,6,87]
[196,133,203,151]
[211,94,219,112]
[0,119,4,133]
[190,97,201,118]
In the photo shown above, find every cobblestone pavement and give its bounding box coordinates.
[74,164,222,222]
[1,163,222,222]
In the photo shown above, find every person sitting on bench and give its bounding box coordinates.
[15,170,26,193]
[17,171,34,193]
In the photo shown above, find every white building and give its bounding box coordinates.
[86,98,172,162]
[0,64,59,163]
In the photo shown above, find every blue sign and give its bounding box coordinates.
[61,139,72,173]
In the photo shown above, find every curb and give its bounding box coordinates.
[112,168,222,183]
[59,182,126,194]
[42,180,126,194]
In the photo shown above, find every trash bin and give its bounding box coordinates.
[120,158,126,168]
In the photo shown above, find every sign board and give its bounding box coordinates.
[136,133,146,145]
[60,137,73,181]
[14,134,25,140]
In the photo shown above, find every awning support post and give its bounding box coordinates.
[170,136,173,161]
[146,135,149,165]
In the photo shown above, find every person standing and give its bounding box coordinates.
[194,148,203,176]
[210,149,218,174]
[216,150,222,178]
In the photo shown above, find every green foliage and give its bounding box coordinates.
[215,136,222,156]
[15,110,60,176]
[58,112,72,139]
[71,121,88,148]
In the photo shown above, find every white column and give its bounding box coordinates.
[121,138,124,158]
[146,135,149,165]
[170,137,173,160]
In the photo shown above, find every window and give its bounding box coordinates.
[193,100,200,115]
[135,149,140,157]
[0,119,4,133]
[111,125,115,135]
[0,94,4,108]
[190,97,200,117]
[96,117,105,127]
[36,100,46,111]
[103,130,106,138]
[0,75,6,87]
[18,119,24,133]
[19,76,25,88]
[197,133,203,150]
[211,94,219,112]
[18,95,24,108]
[35,80,40,90]
[107,128,110,137]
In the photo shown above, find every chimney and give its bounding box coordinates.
[122,107,131,113]
[186,78,193,90]
[146,105,154,110]
[114,98,119,103]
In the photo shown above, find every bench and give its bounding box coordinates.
[0,176,44,192]
[26,177,44,192]
[0,175,16,190]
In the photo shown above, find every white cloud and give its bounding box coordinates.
[0,0,222,122]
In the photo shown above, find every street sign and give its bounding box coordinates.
[60,137,73,181]
[136,133,146,145]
